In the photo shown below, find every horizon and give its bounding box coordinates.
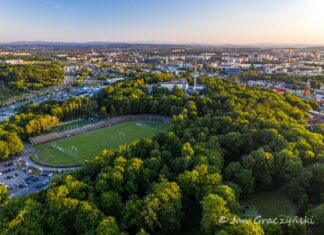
[1,41,324,48]
[1,0,324,45]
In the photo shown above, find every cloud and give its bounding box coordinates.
[46,1,63,9]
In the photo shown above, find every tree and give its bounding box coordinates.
[275,215,307,235]
[283,159,312,201]
[297,194,309,216]
[136,228,150,235]
[0,184,8,206]
[213,185,238,212]
[1,199,45,234]
[124,101,132,114]
[306,204,324,234]
[262,223,283,235]
[100,191,122,216]
[0,129,23,160]
[25,115,58,136]
[96,217,120,235]
[201,194,231,235]
[4,132,24,156]
[182,142,194,158]
[99,106,109,119]
[172,85,185,97]
[178,164,223,200]
[142,181,182,233]
[0,141,10,159]
[110,104,118,116]
[186,101,198,119]
[74,201,102,234]
[242,148,274,188]
[224,162,255,198]
[51,106,63,119]
[121,197,144,231]
[223,220,264,235]
[219,132,244,161]
[308,163,324,203]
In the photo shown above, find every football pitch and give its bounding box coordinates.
[34,121,168,166]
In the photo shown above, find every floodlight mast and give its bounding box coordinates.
[193,64,198,92]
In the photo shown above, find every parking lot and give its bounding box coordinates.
[0,161,53,197]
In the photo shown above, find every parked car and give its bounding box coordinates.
[35,183,45,189]
[31,177,39,182]
[5,162,14,167]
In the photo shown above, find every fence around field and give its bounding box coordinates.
[29,114,171,146]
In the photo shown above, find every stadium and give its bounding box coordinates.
[30,115,170,167]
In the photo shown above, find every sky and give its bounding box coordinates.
[0,0,324,45]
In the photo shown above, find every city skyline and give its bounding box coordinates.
[0,0,324,45]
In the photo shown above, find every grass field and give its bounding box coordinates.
[247,191,296,218]
[35,121,167,166]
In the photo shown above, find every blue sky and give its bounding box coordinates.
[0,0,323,44]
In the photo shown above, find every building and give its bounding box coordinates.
[64,65,80,74]
[221,67,243,76]
[159,79,189,92]
[5,59,24,65]
[247,80,268,88]
[105,77,125,85]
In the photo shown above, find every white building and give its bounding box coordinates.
[5,59,24,65]
[159,79,189,92]
[64,65,80,74]
[106,78,125,84]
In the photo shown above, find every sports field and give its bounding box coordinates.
[34,121,167,166]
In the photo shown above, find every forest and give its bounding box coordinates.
[0,63,64,90]
[0,76,323,234]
